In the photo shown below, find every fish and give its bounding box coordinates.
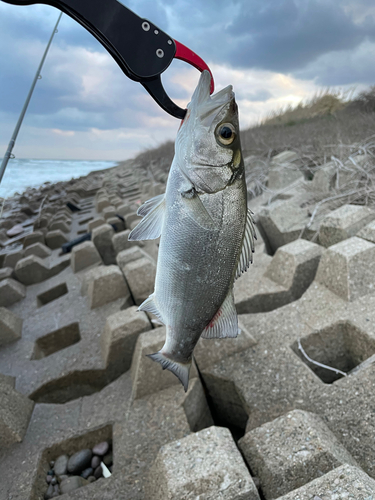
[129,70,256,391]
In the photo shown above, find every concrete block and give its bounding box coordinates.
[258,197,319,253]
[131,328,198,399]
[49,220,70,233]
[0,373,15,388]
[0,267,13,282]
[268,165,304,190]
[311,161,336,192]
[116,246,153,270]
[24,242,52,259]
[239,409,357,499]
[45,229,69,249]
[106,216,125,232]
[22,231,45,248]
[276,464,375,500]
[0,382,34,447]
[14,255,50,285]
[358,219,375,243]
[0,307,22,347]
[0,279,26,307]
[263,239,323,297]
[319,204,375,247]
[112,229,140,255]
[87,265,132,309]
[124,212,140,229]
[70,241,101,273]
[145,426,260,500]
[123,257,156,305]
[101,306,151,377]
[102,206,116,220]
[92,224,116,265]
[3,250,24,269]
[87,218,105,232]
[315,236,375,301]
[96,197,111,212]
[116,203,133,217]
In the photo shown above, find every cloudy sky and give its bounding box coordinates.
[1,0,375,160]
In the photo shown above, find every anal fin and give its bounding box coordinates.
[201,289,238,339]
[138,294,164,324]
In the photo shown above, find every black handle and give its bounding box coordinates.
[2,0,176,81]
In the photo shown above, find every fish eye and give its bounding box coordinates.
[216,123,236,146]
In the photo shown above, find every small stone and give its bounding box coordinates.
[54,454,69,476]
[67,449,92,474]
[50,461,55,468]
[92,441,109,456]
[51,477,57,485]
[91,455,100,469]
[103,451,113,467]
[52,484,60,497]
[94,465,103,479]
[88,476,96,483]
[46,475,52,484]
[57,475,68,483]
[44,484,54,499]
[81,467,94,479]
[47,470,54,476]
[60,476,88,494]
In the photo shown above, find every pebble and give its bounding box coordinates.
[67,449,92,474]
[49,461,55,468]
[46,475,52,484]
[47,470,54,476]
[103,451,113,467]
[92,441,109,456]
[54,454,69,477]
[57,474,68,483]
[51,477,57,485]
[52,484,60,497]
[81,467,94,479]
[60,476,88,494]
[44,484,54,500]
[88,476,96,483]
[91,455,101,469]
[94,465,103,479]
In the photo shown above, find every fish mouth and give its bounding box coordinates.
[188,70,235,122]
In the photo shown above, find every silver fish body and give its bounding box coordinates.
[129,71,256,391]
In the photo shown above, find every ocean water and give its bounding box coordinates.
[0,158,118,199]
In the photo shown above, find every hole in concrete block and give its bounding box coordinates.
[291,321,375,384]
[30,425,113,500]
[30,369,109,404]
[31,323,81,360]
[79,217,94,225]
[77,229,88,235]
[37,282,68,307]
[200,372,248,442]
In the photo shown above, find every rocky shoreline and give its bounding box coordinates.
[1,152,375,499]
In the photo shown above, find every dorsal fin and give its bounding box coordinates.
[128,196,165,241]
[201,289,238,339]
[236,209,257,279]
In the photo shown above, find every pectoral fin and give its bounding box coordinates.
[181,188,218,231]
[236,209,257,278]
[128,196,165,241]
[201,289,238,339]
[137,194,165,217]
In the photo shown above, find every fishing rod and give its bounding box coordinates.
[0,11,63,186]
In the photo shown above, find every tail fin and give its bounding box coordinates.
[147,351,191,392]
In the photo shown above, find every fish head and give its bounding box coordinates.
[176,70,244,194]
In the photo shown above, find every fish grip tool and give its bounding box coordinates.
[2,0,214,119]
